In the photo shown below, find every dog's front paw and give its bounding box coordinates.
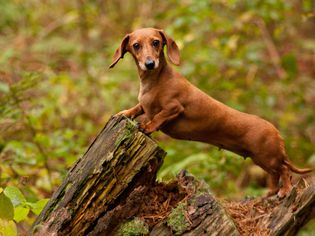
[115,110,132,118]
[139,122,156,135]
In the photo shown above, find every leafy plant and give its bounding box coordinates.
[0,186,48,236]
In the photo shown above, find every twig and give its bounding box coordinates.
[256,18,287,79]
[184,211,193,227]
[37,14,78,41]
[76,0,90,76]
[240,213,268,223]
[246,65,258,85]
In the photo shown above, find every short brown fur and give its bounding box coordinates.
[110,28,312,198]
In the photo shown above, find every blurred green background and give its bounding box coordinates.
[0,0,314,235]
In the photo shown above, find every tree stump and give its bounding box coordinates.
[31,116,166,235]
[31,116,315,236]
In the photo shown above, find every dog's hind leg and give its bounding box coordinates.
[266,173,280,197]
[277,165,292,198]
[251,153,281,197]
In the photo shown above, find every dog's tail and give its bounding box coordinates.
[283,160,313,174]
[279,137,312,174]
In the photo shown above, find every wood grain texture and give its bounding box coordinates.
[31,116,166,235]
[149,171,240,236]
[268,180,315,236]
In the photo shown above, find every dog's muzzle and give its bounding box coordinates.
[145,59,155,70]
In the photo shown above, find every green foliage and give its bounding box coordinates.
[298,218,315,236]
[0,0,314,234]
[0,186,48,236]
[4,186,26,207]
[0,190,14,221]
[0,219,17,236]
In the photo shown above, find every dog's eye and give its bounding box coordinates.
[152,40,160,48]
[133,43,140,50]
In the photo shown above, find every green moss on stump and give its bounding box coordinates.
[167,203,189,235]
[118,218,149,236]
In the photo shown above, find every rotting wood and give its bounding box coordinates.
[146,173,315,236]
[31,115,166,235]
[148,170,241,236]
[224,176,315,236]
[268,178,315,236]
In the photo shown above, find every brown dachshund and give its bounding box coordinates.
[109,28,312,198]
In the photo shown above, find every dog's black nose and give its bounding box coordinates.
[145,60,155,70]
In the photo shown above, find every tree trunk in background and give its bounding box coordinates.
[31,116,315,236]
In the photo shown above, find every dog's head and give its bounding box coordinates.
[109,28,180,70]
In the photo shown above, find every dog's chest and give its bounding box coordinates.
[138,86,161,115]
[137,85,145,102]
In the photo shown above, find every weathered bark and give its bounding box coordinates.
[31,116,166,235]
[149,171,240,236]
[267,179,315,236]
[31,116,315,236]
[150,173,315,236]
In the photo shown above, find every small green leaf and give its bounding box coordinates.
[28,199,49,215]
[0,219,17,236]
[13,206,29,223]
[34,133,50,147]
[0,82,9,93]
[281,53,297,78]
[0,193,14,220]
[4,186,26,207]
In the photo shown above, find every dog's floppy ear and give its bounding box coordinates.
[109,34,130,68]
[158,30,180,66]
